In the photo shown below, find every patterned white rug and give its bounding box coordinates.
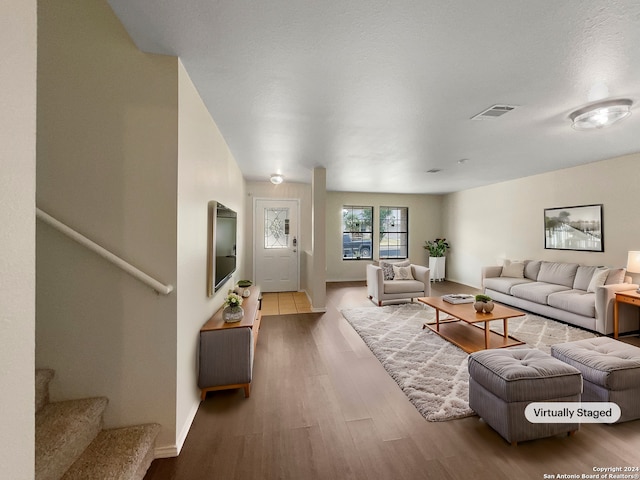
[340,302,598,422]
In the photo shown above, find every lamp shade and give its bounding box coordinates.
[626,251,640,274]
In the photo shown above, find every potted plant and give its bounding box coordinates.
[474,294,495,313]
[423,238,450,282]
[223,291,244,323]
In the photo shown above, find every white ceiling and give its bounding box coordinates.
[107,0,640,194]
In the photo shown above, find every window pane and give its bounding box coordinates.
[380,207,408,259]
[342,206,373,260]
[264,207,289,249]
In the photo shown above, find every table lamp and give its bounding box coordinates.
[626,251,640,293]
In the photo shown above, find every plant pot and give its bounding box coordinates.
[429,256,446,282]
[474,301,495,313]
[223,306,244,323]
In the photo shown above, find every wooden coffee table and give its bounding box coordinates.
[418,297,526,353]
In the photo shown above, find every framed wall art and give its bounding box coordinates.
[544,204,603,252]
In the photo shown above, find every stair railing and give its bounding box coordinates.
[36,208,174,295]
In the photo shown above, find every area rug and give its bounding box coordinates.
[340,303,598,422]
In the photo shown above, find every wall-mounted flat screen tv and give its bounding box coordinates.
[207,201,237,296]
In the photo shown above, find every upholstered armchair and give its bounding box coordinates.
[366,263,431,306]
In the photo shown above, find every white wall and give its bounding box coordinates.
[326,192,443,281]
[176,60,247,453]
[36,0,179,450]
[0,1,37,477]
[443,153,640,288]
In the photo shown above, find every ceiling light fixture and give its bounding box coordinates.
[270,173,284,185]
[570,99,632,130]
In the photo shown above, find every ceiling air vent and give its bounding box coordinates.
[471,104,518,120]
[426,168,442,174]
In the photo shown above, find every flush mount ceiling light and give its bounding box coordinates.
[270,173,284,185]
[570,99,632,130]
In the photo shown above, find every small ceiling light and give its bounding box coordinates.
[570,99,632,130]
[270,173,284,185]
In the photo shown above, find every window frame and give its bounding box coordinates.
[341,205,374,261]
[379,206,409,260]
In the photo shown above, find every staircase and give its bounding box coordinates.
[35,369,160,480]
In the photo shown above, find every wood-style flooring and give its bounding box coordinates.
[145,281,640,480]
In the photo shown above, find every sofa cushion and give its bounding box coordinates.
[380,259,409,280]
[510,282,571,304]
[587,267,609,293]
[573,265,598,291]
[392,264,414,280]
[484,277,533,295]
[547,290,596,318]
[501,260,525,278]
[384,279,424,294]
[605,268,626,285]
[537,262,579,288]
[524,260,542,280]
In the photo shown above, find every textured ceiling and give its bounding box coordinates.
[107,0,640,193]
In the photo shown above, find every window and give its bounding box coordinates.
[379,207,408,259]
[342,206,373,260]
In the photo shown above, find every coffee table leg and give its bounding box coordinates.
[503,318,508,339]
[436,309,440,332]
[484,320,490,349]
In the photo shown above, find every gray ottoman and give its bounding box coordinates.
[551,337,640,423]
[468,348,582,445]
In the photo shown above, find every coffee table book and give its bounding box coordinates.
[442,294,474,304]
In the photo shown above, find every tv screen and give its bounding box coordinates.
[214,203,237,292]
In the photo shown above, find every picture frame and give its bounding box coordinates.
[544,204,603,252]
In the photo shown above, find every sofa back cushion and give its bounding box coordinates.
[524,260,542,280]
[605,268,626,285]
[501,260,525,278]
[573,265,598,291]
[537,262,579,288]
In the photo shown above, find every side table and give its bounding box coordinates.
[614,289,640,339]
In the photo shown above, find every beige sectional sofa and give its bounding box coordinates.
[482,260,639,335]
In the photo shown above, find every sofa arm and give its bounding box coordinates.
[366,264,384,300]
[481,266,503,289]
[595,283,640,335]
[411,264,431,296]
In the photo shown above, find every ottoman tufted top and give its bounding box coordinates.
[468,348,583,402]
[551,337,640,390]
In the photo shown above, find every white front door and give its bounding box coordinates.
[254,199,299,292]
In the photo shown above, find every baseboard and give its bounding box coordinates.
[154,398,200,459]
[154,444,179,459]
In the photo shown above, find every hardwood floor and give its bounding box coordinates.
[145,281,640,480]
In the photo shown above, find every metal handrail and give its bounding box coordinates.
[36,208,174,295]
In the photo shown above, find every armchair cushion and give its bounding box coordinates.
[392,264,414,280]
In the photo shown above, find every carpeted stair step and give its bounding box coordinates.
[36,369,55,413]
[36,397,108,480]
[62,423,161,480]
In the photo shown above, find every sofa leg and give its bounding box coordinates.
[368,295,372,299]
[378,301,382,306]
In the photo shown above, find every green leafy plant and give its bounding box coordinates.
[475,294,492,303]
[224,291,244,308]
[423,238,450,257]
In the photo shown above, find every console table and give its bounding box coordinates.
[198,285,262,399]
